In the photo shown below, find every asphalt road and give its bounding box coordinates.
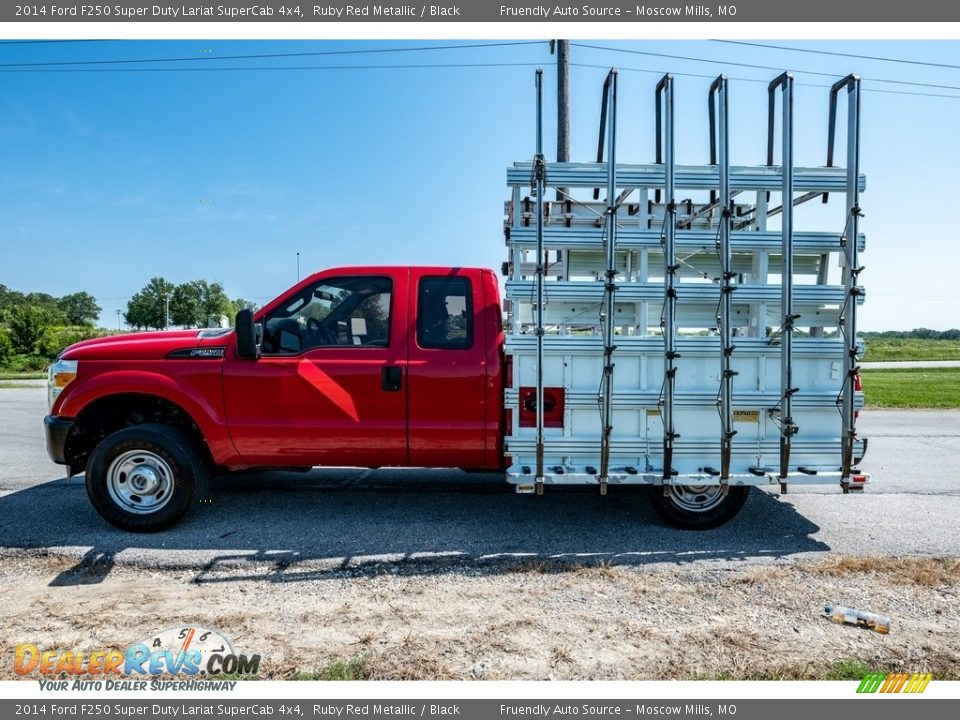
[1,386,958,576]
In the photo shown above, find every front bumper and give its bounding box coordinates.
[44,415,75,465]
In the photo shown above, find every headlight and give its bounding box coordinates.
[48,359,78,409]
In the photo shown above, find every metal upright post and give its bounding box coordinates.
[656,74,679,485]
[556,39,570,201]
[768,73,799,483]
[598,69,618,494]
[593,76,610,202]
[709,76,737,484]
[533,68,547,494]
[828,75,863,489]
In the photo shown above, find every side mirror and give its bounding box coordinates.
[235,309,261,359]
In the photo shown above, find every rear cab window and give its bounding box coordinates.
[417,276,473,350]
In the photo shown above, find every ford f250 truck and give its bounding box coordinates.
[44,69,870,532]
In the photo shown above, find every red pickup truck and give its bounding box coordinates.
[46,266,506,532]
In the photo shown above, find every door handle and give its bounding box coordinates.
[381,366,402,392]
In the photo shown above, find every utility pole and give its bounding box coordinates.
[164,293,171,330]
[116,309,121,331]
[555,39,570,200]
[297,251,301,282]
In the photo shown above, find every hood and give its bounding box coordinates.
[61,328,234,361]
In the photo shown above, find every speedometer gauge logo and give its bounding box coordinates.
[125,625,259,676]
[136,625,235,672]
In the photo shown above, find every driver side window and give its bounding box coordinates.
[261,276,392,355]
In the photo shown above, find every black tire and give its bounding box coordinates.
[85,423,209,532]
[646,485,750,530]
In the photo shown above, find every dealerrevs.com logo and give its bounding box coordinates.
[15,626,261,690]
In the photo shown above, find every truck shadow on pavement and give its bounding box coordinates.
[0,469,829,586]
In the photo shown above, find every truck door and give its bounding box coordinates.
[222,271,408,467]
[406,269,488,468]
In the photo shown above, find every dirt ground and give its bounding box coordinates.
[1,554,958,681]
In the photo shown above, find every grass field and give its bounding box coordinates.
[862,367,960,409]
[862,338,960,362]
[0,371,45,380]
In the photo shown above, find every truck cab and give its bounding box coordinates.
[45,266,505,531]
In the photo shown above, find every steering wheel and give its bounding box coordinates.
[307,317,337,346]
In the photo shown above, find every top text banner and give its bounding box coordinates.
[5,1,959,23]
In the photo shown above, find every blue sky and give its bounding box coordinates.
[1,39,958,330]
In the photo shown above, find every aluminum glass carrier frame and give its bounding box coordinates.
[503,69,870,493]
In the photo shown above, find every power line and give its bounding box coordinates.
[855,86,960,100]
[6,39,956,94]
[710,40,960,72]
[571,42,847,78]
[2,41,955,100]
[574,61,749,82]
[0,39,116,45]
[0,61,547,74]
[571,42,960,93]
[6,58,957,99]
[0,40,546,69]
[571,62,960,100]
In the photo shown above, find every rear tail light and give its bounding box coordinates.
[505,355,513,388]
[854,372,862,420]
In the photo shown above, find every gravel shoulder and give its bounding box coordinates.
[1,554,957,681]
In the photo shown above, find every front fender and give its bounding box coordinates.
[54,367,242,466]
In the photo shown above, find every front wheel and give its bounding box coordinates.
[85,424,209,532]
[646,484,750,530]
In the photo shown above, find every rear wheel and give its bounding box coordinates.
[647,484,750,530]
[85,424,209,532]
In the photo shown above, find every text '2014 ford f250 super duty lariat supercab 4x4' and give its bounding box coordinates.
[44,69,870,532]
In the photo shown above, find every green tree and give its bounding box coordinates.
[232,298,259,313]
[170,280,232,328]
[125,277,174,330]
[201,282,231,327]
[57,292,101,326]
[25,293,66,322]
[37,325,106,358]
[24,292,58,308]
[9,305,53,353]
[0,285,26,324]
[170,280,205,327]
[0,329,14,364]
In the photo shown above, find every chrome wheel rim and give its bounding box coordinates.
[106,449,175,514]
[668,484,725,513]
